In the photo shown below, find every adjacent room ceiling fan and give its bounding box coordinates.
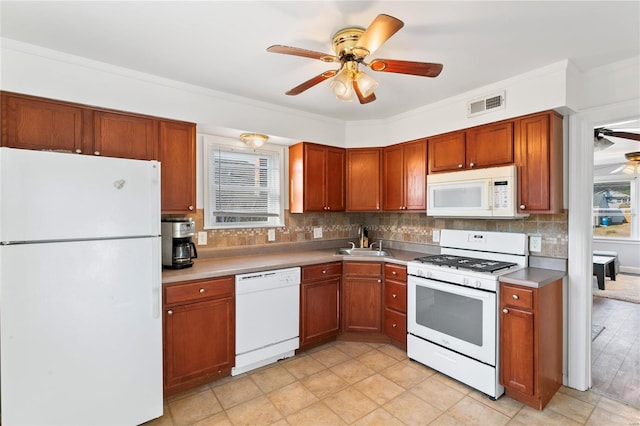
[594,127,640,174]
[267,14,443,104]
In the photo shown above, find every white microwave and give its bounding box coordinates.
[427,165,527,218]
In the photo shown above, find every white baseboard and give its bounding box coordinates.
[620,266,640,275]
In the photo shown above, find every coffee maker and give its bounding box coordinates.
[161,218,198,269]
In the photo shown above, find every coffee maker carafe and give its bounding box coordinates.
[161,218,198,269]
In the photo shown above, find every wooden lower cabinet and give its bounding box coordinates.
[499,279,562,410]
[342,262,383,335]
[163,276,235,396]
[383,263,407,349]
[299,262,342,351]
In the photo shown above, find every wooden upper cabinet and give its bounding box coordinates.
[427,131,466,173]
[515,111,563,214]
[383,139,426,211]
[1,92,86,153]
[347,148,382,212]
[466,121,514,168]
[159,120,196,213]
[429,123,514,173]
[93,111,157,160]
[289,142,345,213]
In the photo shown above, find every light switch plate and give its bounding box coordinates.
[197,231,207,246]
[529,235,542,252]
[313,227,323,239]
[432,229,440,243]
[268,229,276,241]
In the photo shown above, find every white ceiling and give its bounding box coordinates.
[1,1,639,123]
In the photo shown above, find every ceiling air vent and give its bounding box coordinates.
[467,91,506,117]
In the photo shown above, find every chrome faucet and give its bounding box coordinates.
[370,240,383,251]
[357,225,364,248]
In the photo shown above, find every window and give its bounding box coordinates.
[203,138,284,229]
[593,177,637,239]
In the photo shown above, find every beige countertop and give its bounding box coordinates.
[500,267,566,288]
[162,248,426,284]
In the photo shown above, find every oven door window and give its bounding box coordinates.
[408,277,496,365]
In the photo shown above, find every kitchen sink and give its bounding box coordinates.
[334,248,392,257]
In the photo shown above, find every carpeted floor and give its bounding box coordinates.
[592,273,640,304]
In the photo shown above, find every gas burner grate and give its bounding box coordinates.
[414,255,518,273]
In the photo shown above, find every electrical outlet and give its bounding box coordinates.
[313,227,323,239]
[433,229,440,243]
[529,235,542,252]
[197,231,207,246]
[267,229,276,242]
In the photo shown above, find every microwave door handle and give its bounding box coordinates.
[190,241,198,259]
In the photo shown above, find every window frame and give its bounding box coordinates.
[202,136,285,230]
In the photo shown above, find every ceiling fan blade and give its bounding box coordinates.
[267,45,338,62]
[355,14,404,56]
[369,59,443,77]
[606,131,640,142]
[285,70,337,96]
[353,81,376,104]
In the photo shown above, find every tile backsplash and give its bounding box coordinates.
[175,209,568,259]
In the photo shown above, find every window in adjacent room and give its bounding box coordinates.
[203,138,284,229]
[593,178,636,239]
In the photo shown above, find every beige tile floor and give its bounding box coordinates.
[146,341,640,426]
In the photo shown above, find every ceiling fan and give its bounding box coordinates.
[267,14,443,104]
[594,127,640,174]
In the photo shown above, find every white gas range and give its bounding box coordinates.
[407,229,528,399]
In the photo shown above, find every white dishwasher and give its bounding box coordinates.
[232,267,301,375]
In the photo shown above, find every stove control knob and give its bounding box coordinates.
[475,280,482,288]
[425,271,432,278]
[463,278,469,286]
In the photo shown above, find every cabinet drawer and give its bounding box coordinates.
[302,262,342,281]
[501,284,534,310]
[384,308,407,342]
[344,261,382,276]
[384,263,407,281]
[385,280,407,313]
[165,276,234,305]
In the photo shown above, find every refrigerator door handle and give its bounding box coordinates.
[152,238,161,319]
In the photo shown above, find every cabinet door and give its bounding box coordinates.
[402,139,427,210]
[300,277,340,347]
[342,277,382,333]
[515,112,563,213]
[303,144,327,212]
[325,147,346,211]
[428,131,466,173]
[2,94,85,153]
[382,144,404,210]
[500,306,535,396]
[347,148,381,211]
[164,297,234,390]
[159,120,196,213]
[467,122,513,169]
[94,111,157,160]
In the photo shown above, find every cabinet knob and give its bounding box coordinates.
[458,164,463,168]
[502,308,509,314]
[377,279,382,283]
[75,149,82,154]
[392,323,398,328]
[167,310,173,315]
[512,294,519,300]
[327,206,331,210]
[199,288,205,293]
[94,151,100,156]
[469,162,475,168]
[322,270,327,274]
[188,206,194,211]
[392,271,397,275]
[392,293,397,299]
[520,204,526,210]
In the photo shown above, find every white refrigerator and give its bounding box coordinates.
[0,148,163,425]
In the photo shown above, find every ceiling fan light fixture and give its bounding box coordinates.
[354,71,378,97]
[240,133,268,149]
[330,67,354,101]
[625,151,640,162]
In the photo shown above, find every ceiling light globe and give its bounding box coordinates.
[354,72,378,97]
